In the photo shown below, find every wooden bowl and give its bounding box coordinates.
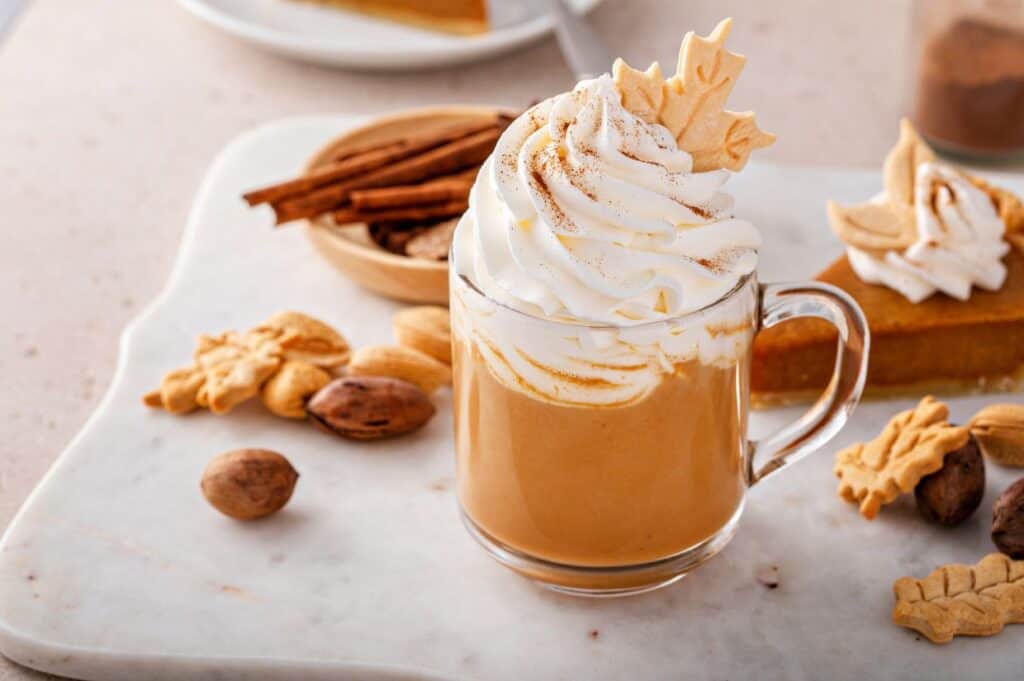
[304,106,510,305]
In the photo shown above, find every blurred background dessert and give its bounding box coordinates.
[293,0,489,34]
[909,0,1024,158]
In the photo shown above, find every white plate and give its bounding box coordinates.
[178,0,604,70]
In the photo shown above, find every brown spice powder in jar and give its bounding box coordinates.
[912,18,1024,155]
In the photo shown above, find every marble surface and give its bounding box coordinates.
[1,116,1022,681]
[2,1,1024,679]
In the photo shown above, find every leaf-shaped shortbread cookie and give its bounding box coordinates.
[613,61,665,125]
[893,553,1024,643]
[828,118,1024,258]
[612,18,774,172]
[256,310,351,369]
[142,332,281,415]
[969,175,1024,255]
[826,200,917,254]
[191,331,282,415]
[883,118,936,207]
[144,312,348,416]
[827,119,934,252]
[835,396,969,519]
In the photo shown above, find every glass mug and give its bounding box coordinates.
[450,271,868,596]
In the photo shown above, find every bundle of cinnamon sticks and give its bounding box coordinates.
[243,114,511,230]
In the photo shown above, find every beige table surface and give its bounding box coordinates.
[1,1,1022,679]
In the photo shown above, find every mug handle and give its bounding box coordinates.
[746,282,870,486]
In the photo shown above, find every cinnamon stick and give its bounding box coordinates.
[332,199,469,225]
[350,177,473,210]
[243,140,407,207]
[272,128,500,224]
[446,166,482,183]
[243,118,503,207]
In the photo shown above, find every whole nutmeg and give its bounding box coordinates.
[992,478,1024,558]
[306,376,435,440]
[914,434,985,526]
[201,448,298,520]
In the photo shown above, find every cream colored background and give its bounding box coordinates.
[0,1,1020,679]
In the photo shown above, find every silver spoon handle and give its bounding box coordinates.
[0,0,28,46]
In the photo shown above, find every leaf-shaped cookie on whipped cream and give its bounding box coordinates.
[612,18,775,172]
[612,61,665,125]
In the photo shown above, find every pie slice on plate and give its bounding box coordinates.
[752,120,1024,406]
[295,0,489,34]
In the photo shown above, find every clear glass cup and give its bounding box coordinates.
[909,0,1024,158]
[450,270,869,596]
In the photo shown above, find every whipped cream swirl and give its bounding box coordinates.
[451,75,760,407]
[847,163,1009,303]
[453,75,760,324]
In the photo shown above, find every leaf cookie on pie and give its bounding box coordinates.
[828,120,929,251]
[882,118,936,207]
[828,118,1023,263]
[826,201,917,255]
[969,175,1024,254]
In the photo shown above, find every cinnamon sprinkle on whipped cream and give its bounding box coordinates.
[454,75,760,324]
[450,21,773,406]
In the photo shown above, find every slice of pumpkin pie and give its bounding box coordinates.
[294,0,488,34]
[753,119,1024,405]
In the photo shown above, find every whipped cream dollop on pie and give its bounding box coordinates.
[451,20,774,406]
[829,120,1014,303]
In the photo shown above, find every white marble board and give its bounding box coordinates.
[0,117,1022,681]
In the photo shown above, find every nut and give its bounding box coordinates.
[306,376,435,440]
[260,360,332,419]
[347,345,451,394]
[970,403,1024,467]
[393,306,452,364]
[992,478,1024,558]
[201,449,298,520]
[914,434,985,526]
[405,219,457,261]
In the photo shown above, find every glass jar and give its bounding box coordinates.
[909,0,1024,158]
